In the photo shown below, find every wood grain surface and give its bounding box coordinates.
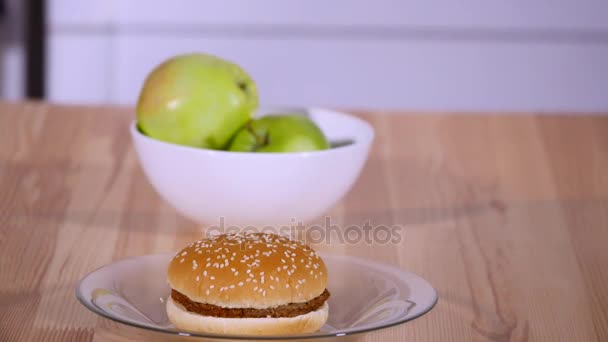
[1,101,607,341]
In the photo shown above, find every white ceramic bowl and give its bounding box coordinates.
[130,107,374,227]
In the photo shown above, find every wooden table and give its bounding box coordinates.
[1,101,607,341]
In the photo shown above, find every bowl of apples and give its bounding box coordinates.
[131,53,374,227]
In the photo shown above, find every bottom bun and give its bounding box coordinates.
[166,297,329,336]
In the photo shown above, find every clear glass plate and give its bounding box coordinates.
[76,253,437,340]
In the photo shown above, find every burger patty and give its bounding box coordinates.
[171,289,330,318]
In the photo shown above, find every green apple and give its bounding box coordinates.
[136,53,258,149]
[228,114,330,152]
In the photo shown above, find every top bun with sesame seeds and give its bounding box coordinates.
[168,233,328,309]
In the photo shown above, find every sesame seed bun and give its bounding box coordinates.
[167,233,328,309]
[166,297,329,335]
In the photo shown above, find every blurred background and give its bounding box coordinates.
[1,0,607,112]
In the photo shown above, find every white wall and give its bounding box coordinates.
[47,0,608,112]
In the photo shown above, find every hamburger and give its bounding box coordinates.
[166,232,330,335]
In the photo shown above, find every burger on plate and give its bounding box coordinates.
[166,232,330,335]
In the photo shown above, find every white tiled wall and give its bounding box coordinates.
[47,0,608,112]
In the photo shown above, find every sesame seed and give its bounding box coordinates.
[196,276,200,282]
[210,276,215,280]
[238,282,244,286]
[229,285,235,289]
[181,251,187,256]
[234,271,239,276]
[210,285,215,289]
[270,285,275,290]
[206,290,210,295]
[180,259,185,263]
[253,279,257,283]
[286,284,290,288]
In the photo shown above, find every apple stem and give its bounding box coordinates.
[246,122,270,151]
